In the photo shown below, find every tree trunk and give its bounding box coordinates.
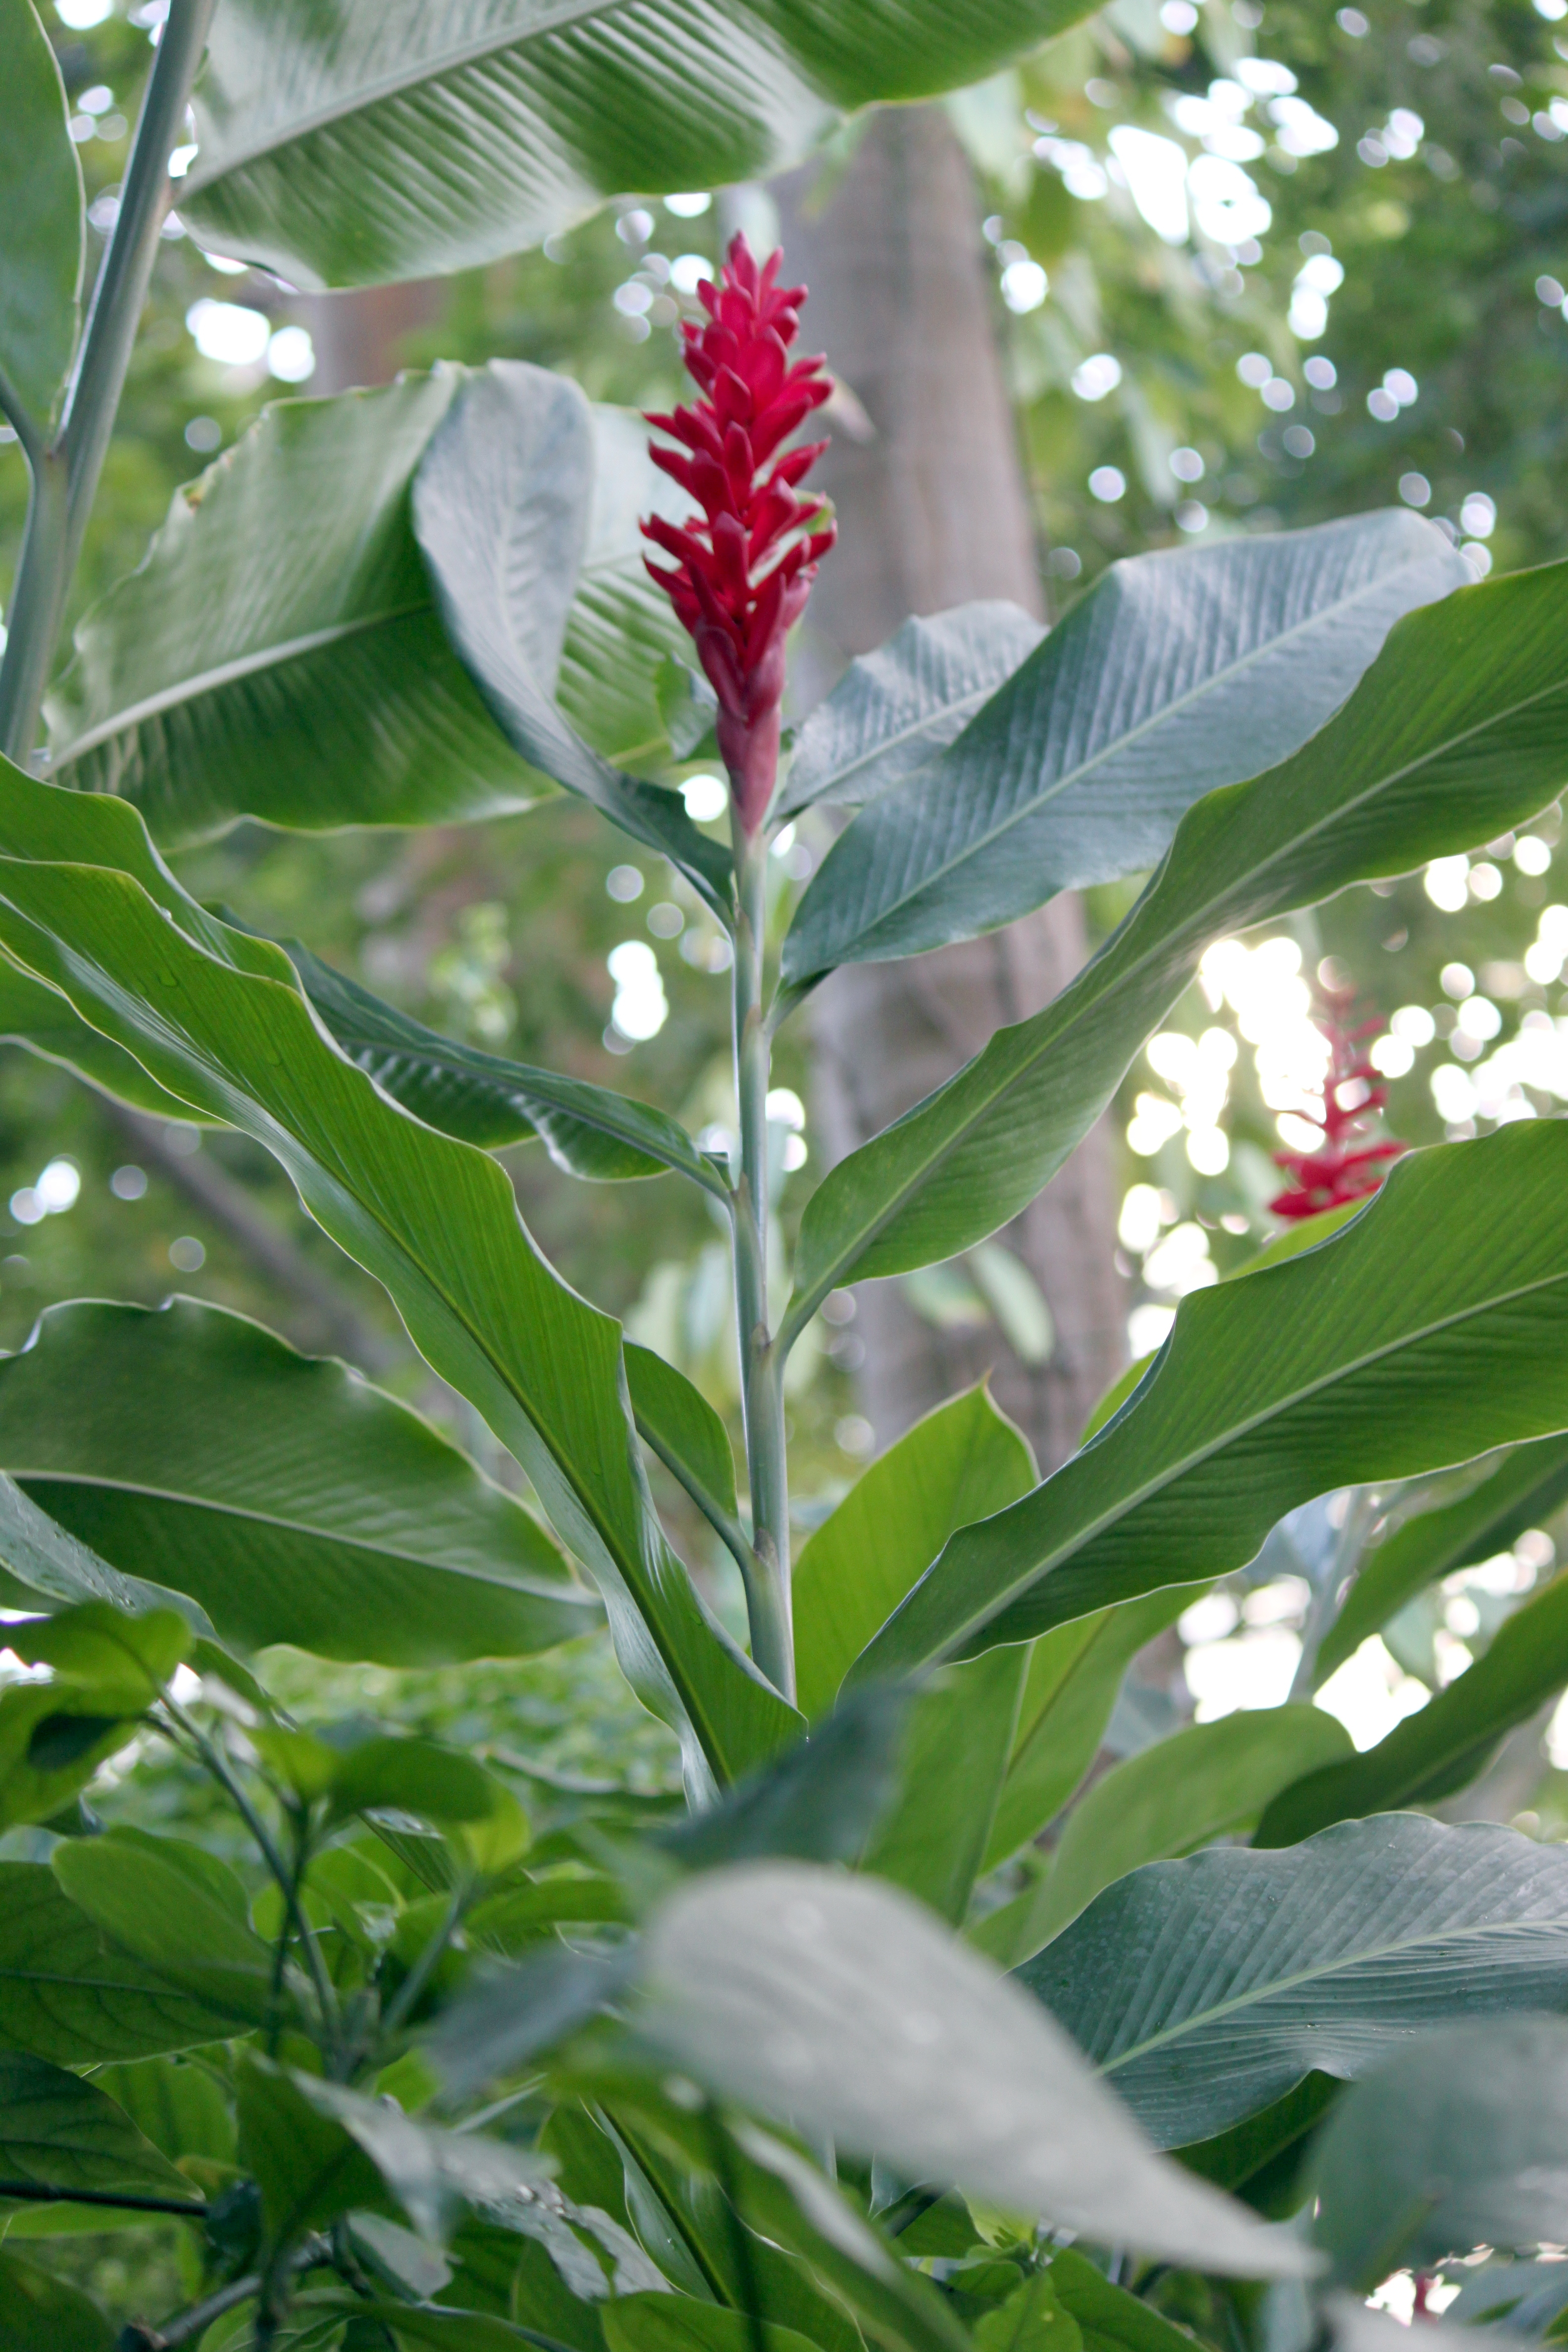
[774,108,1126,1473]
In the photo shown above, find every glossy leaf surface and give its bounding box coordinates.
[1257,1567,1568,1844]
[1027,1814,1568,2145]
[412,363,732,909]
[1316,1432,1568,1683]
[178,0,1103,291]
[787,560,1568,1317]
[0,0,82,428]
[777,602,1046,820]
[0,1298,595,1666]
[784,513,1467,980]
[639,1862,1308,2274]
[1036,1707,1353,1944]
[0,2052,192,2201]
[851,1126,1568,1677]
[0,755,797,1786]
[0,1863,239,2065]
[0,948,204,1121]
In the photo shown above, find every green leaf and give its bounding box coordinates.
[1033,1706,1354,1945]
[411,364,732,912]
[776,603,1046,820]
[784,558,1568,1320]
[980,1588,1194,1880]
[971,2267,1081,2352]
[0,947,205,1121]
[0,760,798,1788]
[1308,2017,1568,2286]
[0,0,83,429]
[3,1601,190,1706]
[793,1386,1035,1720]
[782,513,1467,981]
[235,2055,393,2256]
[1024,1813,1568,2147]
[0,2051,193,2203]
[326,1735,518,1836]
[0,1471,196,1624]
[0,1297,596,1668]
[0,1683,140,1832]
[1042,2248,1199,2352]
[288,2071,556,2246]
[660,1688,909,1873]
[287,942,720,1189]
[849,1126,1568,1679]
[1174,2073,1341,2208]
[52,1834,276,2029]
[1257,1568,1568,1845]
[637,1862,1308,2275]
[1316,1433,1568,1685]
[0,2249,112,2352]
[860,1651,1027,1925]
[624,1345,744,1546]
[44,374,539,842]
[177,0,1103,292]
[0,1862,239,2065]
[92,2055,235,2168]
[604,2298,817,2352]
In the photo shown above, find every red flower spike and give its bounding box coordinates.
[642,232,835,835]
[1269,1006,1409,1222]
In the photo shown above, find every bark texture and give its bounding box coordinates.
[775,108,1126,1473]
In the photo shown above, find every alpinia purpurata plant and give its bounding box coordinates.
[8,5,1568,2348]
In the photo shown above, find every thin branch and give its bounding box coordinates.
[0,2178,205,2215]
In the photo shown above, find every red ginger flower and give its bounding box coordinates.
[642,234,835,835]
[1269,1009,1407,1222]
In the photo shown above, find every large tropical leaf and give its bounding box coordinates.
[0,753,798,1788]
[1307,2018,1568,2285]
[0,948,204,1121]
[0,1297,597,1666]
[0,0,82,429]
[784,513,1467,980]
[1257,1568,1568,1845]
[1315,1433,1568,1684]
[775,603,1047,820]
[0,2052,192,2203]
[1033,1707,1353,1946]
[176,0,1102,292]
[286,941,722,1190]
[1026,1813,1568,2146]
[412,363,732,910]
[638,1862,1306,2274]
[847,1125,1568,1679]
[782,559,1568,1326]
[0,1863,239,2066]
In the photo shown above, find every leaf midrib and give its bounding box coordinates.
[1090,1901,1568,2076]
[794,654,1568,1319]
[801,553,1444,963]
[56,601,427,765]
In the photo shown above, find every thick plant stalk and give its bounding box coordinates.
[0,0,217,765]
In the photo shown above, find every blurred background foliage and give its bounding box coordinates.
[2,0,1568,1833]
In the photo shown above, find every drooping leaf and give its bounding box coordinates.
[1025,1813,1568,2147]
[637,1862,1308,2275]
[412,363,732,911]
[0,948,205,1121]
[1308,2018,1568,2286]
[1033,1706,1354,1945]
[44,374,541,840]
[1316,1433,1568,1684]
[235,2055,395,2256]
[177,0,1104,291]
[784,559,1568,1320]
[0,2051,193,2203]
[0,755,799,1788]
[287,943,720,1189]
[0,1297,596,1668]
[783,513,1467,980]
[52,1834,277,2029]
[848,1127,1568,1679]
[0,0,83,429]
[776,603,1047,819]
[1257,1568,1568,1845]
[0,1863,240,2065]
[659,1688,909,1873]
[0,2249,112,2352]
[624,1344,746,1554]
[793,1385,1035,1718]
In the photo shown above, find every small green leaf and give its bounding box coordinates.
[0,2248,112,2352]
[236,2054,393,2256]
[660,1689,909,1874]
[92,2054,235,2168]
[250,1725,342,1803]
[326,1737,526,1859]
[53,1834,275,2028]
[0,2050,194,2201]
[0,1684,138,1832]
[0,0,83,428]
[625,1345,743,1541]
[1044,2248,1202,2352]
[0,1862,239,2066]
[3,1602,190,1705]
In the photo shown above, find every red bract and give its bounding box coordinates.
[1269,1012,1407,1222]
[642,234,835,836]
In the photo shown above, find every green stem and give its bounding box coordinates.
[731,823,793,1699]
[0,0,217,765]
[379,1878,467,2042]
